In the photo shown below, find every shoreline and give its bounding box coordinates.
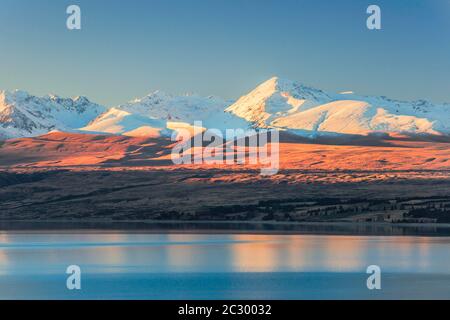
[1,219,450,236]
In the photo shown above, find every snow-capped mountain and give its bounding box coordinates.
[81,107,169,137]
[0,90,106,139]
[83,91,250,137]
[1,77,449,140]
[226,77,332,128]
[226,77,450,136]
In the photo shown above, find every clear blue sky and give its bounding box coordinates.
[0,0,449,106]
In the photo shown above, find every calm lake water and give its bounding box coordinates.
[0,232,449,299]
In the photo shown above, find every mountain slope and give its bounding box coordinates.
[225,77,331,128]
[116,91,250,131]
[226,77,450,136]
[84,91,250,137]
[81,107,169,137]
[0,90,106,139]
[1,78,449,140]
[2,131,450,172]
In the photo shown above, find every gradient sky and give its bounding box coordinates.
[0,0,449,106]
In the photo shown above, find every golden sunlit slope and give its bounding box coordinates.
[0,131,449,173]
[0,132,174,168]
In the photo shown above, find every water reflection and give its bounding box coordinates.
[0,233,449,275]
[0,233,11,275]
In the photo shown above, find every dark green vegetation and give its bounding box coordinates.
[0,170,449,225]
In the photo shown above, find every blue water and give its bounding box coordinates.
[0,233,449,299]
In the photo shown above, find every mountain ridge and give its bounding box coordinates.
[0,89,106,139]
[226,77,450,136]
[1,77,449,140]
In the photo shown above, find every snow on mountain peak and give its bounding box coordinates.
[1,78,449,140]
[225,76,332,127]
[0,90,106,139]
[80,107,168,136]
[226,77,450,136]
[112,76,446,139]
[85,89,250,135]
[0,90,31,105]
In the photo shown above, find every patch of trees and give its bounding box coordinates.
[407,208,450,223]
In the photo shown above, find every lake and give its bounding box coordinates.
[0,232,449,299]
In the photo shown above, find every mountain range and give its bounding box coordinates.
[1,77,449,140]
[0,90,106,139]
